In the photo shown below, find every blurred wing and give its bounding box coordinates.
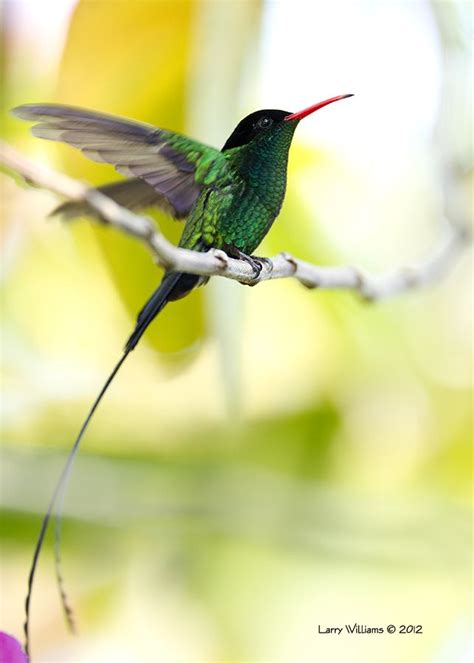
[51,177,182,220]
[13,104,223,218]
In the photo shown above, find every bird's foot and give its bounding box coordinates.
[224,246,270,285]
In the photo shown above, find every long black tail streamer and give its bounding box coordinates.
[24,350,130,660]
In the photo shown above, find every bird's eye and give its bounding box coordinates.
[257,116,273,129]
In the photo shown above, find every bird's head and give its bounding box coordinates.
[222,94,353,151]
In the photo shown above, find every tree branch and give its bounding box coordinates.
[0,141,469,301]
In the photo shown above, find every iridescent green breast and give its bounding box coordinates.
[179,120,297,255]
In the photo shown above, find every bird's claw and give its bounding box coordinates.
[247,256,263,281]
[246,256,272,284]
[224,245,269,285]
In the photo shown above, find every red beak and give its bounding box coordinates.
[284,94,354,122]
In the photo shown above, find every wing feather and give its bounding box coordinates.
[13,103,225,218]
[51,177,182,220]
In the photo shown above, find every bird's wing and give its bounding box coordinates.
[51,177,180,220]
[13,104,227,219]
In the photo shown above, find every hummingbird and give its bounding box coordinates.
[13,93,353,657]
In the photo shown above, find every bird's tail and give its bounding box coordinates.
[25,271,198,658]
[125,272,187,352]
[24,350,130,658]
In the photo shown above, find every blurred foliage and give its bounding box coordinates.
[53,0,205,356]
[0,1,472,662]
